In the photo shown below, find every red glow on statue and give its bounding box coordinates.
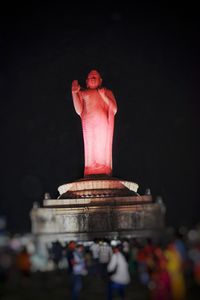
[71,70,117,176]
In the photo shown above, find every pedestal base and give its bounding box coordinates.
[31,177,165,244]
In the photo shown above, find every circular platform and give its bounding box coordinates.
[58,176,139,199]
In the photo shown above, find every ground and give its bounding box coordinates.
[1,270,200,300]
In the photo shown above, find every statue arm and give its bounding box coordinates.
[98,88,117,115]
[72,92,83,116]
[71,80,83,116]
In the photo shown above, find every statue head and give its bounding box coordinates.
[86,70,102,89]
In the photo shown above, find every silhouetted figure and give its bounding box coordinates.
[16,246,31,287]
[66,241,76,275]
[51,240,63,269]
[99,239,112,278]
[71,244,87,300]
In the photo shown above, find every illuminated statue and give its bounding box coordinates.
[71,70,117,176]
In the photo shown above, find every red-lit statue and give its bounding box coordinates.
[72,70,117,176]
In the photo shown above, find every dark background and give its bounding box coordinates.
[0,3,199,232]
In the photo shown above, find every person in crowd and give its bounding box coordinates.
[84,247,93,275]
[189,242,200,285]
[165,242,186,300]
[99,239,112,278]
[66,241,76,275]
[90,238,100,275]
[137,242,150,286]
[150,247,171,300]
[122,239,130,262]
[70,243,87,300]
[107,244,130,300]
[129,239,139,275]
[51,240,63,270]
[16,246,31,286]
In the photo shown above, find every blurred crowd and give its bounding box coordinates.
[0,225,200,299]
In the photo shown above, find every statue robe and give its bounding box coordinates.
[76,88,117,176]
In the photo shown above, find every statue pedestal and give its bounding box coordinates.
[30,176,166,245]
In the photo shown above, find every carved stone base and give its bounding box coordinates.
[30,177,166,244]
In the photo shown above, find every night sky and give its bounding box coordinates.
[0,3,199,232]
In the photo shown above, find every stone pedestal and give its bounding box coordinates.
[30,176,166,247]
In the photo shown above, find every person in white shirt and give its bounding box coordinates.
[90,239,100,274]
[90,239,100,260]
[99,240,113,278]
[107,244,131,300]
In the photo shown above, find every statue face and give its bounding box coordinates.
[86,70,102,89]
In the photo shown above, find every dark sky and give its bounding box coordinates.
[0,3,199,232]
